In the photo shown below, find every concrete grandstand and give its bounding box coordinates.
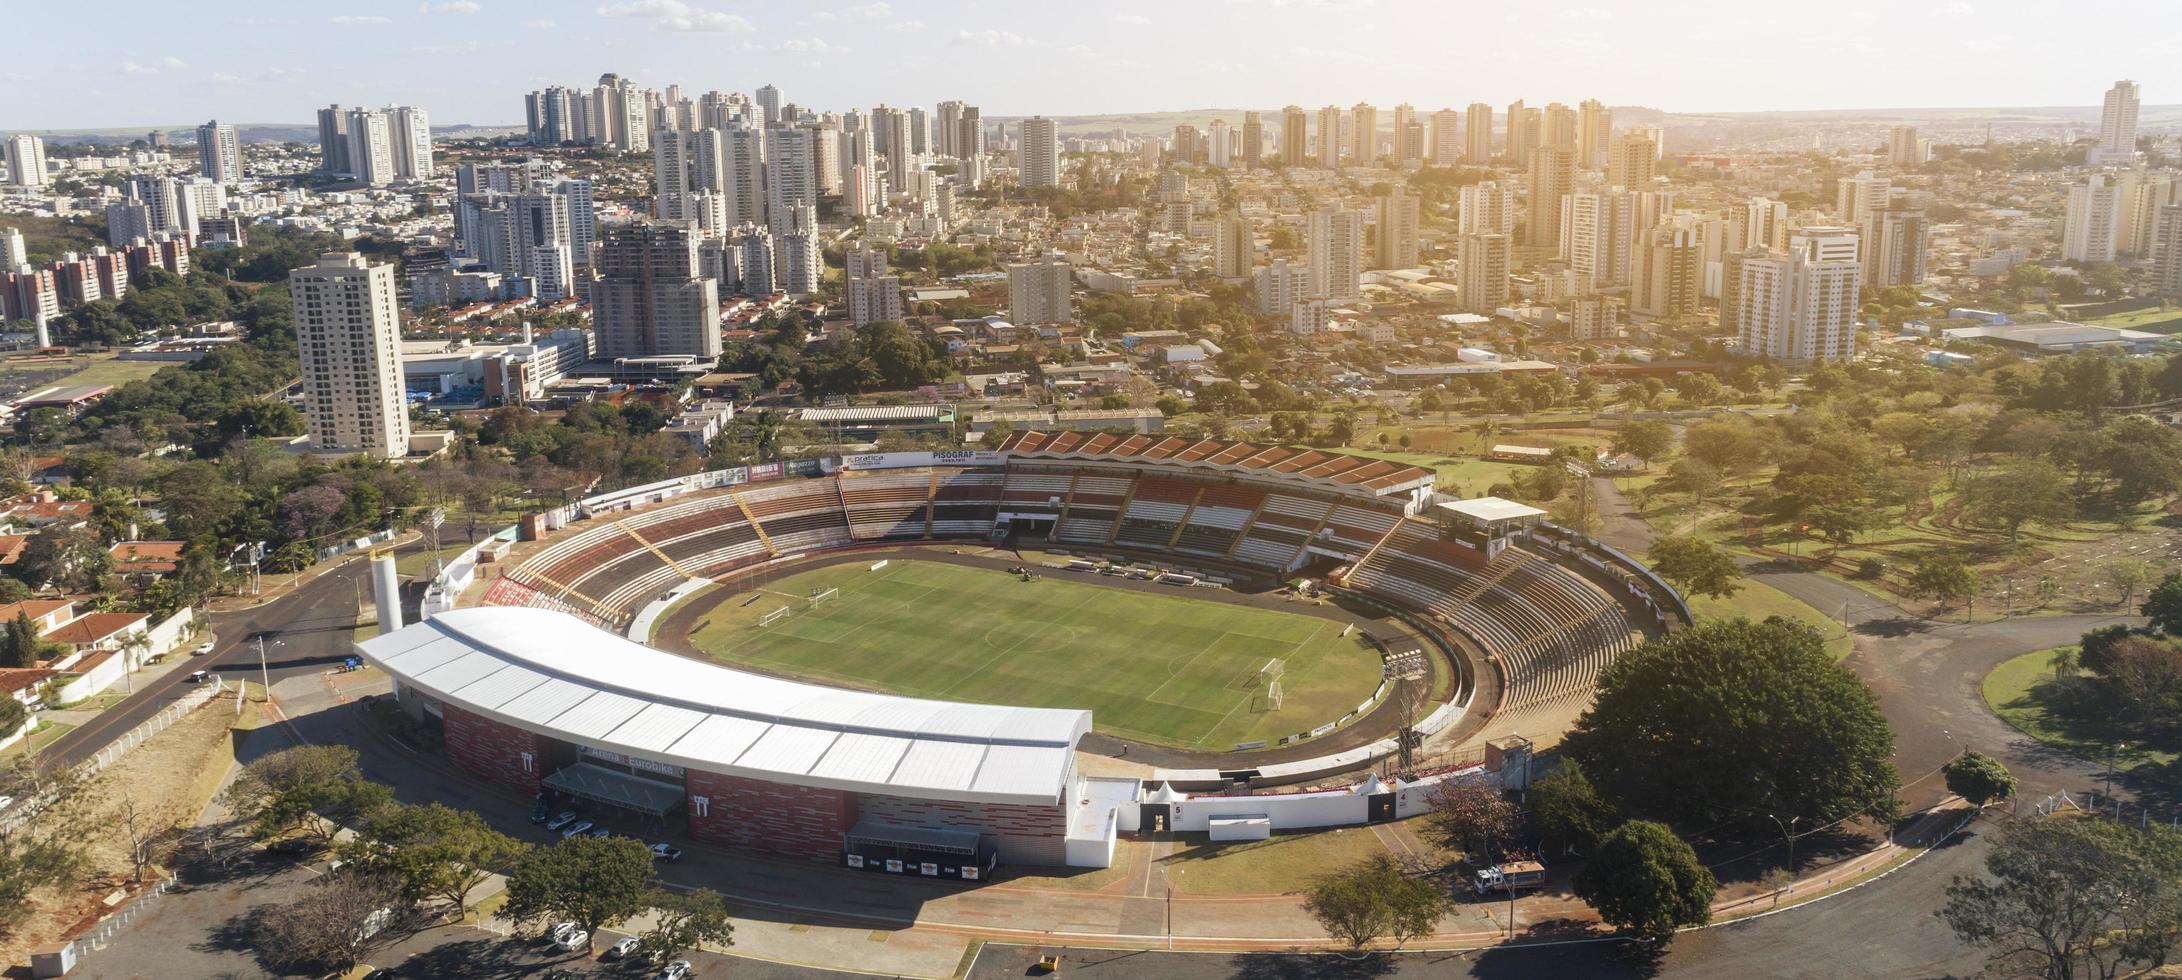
[366,432,1687,877]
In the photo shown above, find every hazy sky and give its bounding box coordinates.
[7,0,2174,129]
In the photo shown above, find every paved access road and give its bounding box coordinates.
[38,545,393,772]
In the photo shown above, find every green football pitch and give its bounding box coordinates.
[682,559,1387,751]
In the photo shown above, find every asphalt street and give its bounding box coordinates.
[38,547,386,772]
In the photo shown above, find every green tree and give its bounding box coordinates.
[2144,573,2182,636]
[1563,618,1899,828]
[221,745,388,846]
[0,611,52,668]
[1301,854,1450,951]
[1941,751,2016,807]
[1611,420,1673,470]
[638,887,737,963]
[1574,820,1717,944]
[1940,817,2182,980]
[2099,557,2153,611]
[498,835,655,955]
[1646,535,1744,600]
[1663,458,1722,505]
[0,697,24,740]
[2097,415,2182,505]
[344,803,530,912]
[1907,557,1979,619]
[1423,779,1520,856]
[1964,460,2075,542]
[1531,760,1620,855]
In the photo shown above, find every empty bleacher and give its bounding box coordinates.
[1231,492,1331,571]
[1343,524,1637,716]
[480,576,613,629]
[1053,472,1134,545]
[930,470,1001,537]
[738,479,853,555]
[838,469,933,542]
[999,470,1072,510]
[1172,483,1263,558]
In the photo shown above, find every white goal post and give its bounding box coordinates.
[759,606,791,627]
[808,587,839,607]
[1258,658,1286,712]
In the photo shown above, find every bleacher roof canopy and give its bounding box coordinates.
[998,430,1434,499]
[1434,496,1548,528]
[359,607,1090,806]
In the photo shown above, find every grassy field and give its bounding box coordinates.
[1163,825,1396,895]
[1688,579,1856,661]
[685,559,1385,751]
[0,353,169,400]
[1983,647,2179,787]
[2083,305,2182,334]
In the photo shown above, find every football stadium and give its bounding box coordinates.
[360,431,1688,878]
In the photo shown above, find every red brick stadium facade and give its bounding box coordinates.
[442,704,543,797]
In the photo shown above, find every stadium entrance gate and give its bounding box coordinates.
[1139,802,1171,833]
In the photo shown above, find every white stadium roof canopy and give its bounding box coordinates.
[359,607,1091,806]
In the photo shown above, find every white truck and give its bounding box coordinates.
[1471,860,1546,896]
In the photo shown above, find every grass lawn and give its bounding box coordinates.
[0,720,75,761]
[0,353,169,399]
[1332,446,1552,499]
[1688,579,1856,661]
[1983,647,2180,788]
[686,559,1385,751]
[396,538,477,578]
[1162,824,1395,895]
[2083,305,2182,334]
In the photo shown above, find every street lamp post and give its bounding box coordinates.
[1768,813,1802,873]
[2104,741,2129,804]
[253,634,283,702]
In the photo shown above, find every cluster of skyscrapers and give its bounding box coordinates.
[315,105,435,185]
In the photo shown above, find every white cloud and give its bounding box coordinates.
[952,29,1031,47]
[209,72,248,84]
[892,18,926,31]
[774,38,849,54]
[596,0,753,32]
[815,1,891,19]
[122,61,158,75]
[161,56,189,69]
[1113,13,1150,23]
[1937,0,1975,14]
[419,0,483,12]
[329,14,392,24]
[523,18,557,27]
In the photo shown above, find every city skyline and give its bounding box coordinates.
[7,0,2181,130]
